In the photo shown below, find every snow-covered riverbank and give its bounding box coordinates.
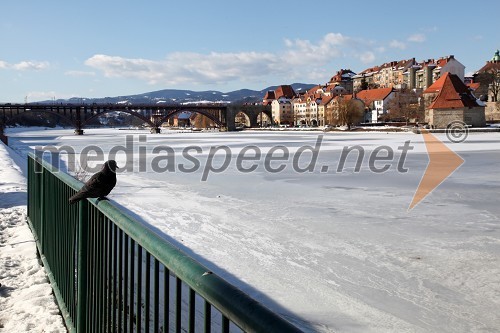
[0,141,66,332]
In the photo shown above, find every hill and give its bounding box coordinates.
[47,83,315,105]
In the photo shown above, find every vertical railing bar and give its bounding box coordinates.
[62,183,68,315]
[145,252,151,333]
[153,258,159,333]
[72,187,77,320]
[106,218,114,332]
[176,277,182,333]
[112,223,118,333]
[102,217,107,333]
[87,207,94,332]
[107,220,112,332]
[163,267,170,333]
[136,245,143,332]
[54,180,61,302]
[222,316,230,333]
[107,219,115,332]
[123,233,129,333]
[91,207,97,333]
[189,288,195,333]
[54,179,61,303]
[90,207,97,333]
[97,210,104,333]
[71,186,77,321]
[93,207,99,333]
[63,184,68,317]
[204,300,211,333]
[117,229,123,333]
[129,239,135,333]
[40,168,45,254]
[76,198,88,333]
[60,183,66,307]
[66,185,73,319]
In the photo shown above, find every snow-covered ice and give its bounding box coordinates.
[3,127,500,332]
[0,141,66,332]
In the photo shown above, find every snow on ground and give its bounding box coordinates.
[0,141,66,332]
[4,127,500,332]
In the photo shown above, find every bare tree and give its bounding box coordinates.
[335,97,364,129]
[488,69,500,102]
[386,89,424,125]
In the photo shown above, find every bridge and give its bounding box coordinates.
[0,103,272,135]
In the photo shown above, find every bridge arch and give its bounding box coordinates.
[83,109,155,128]
[235,111,251,127]
[4,109,76,127]
[156,109,224,127]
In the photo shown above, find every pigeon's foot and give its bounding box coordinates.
[96,197,109,204]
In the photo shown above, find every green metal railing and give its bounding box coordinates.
[27,152,302,333]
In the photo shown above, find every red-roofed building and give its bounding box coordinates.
[262,91,276,105]
[424,73,485,128]
[356,87,395,122]
[328,69,356,93]
[263,85,296,105]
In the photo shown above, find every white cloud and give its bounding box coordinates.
[12,61,50,71]
[0,60,50,71]
[408,33,426,43]
[85,52,279,86]
[282,33,347,66]
[0,32,397,91]
[85,32,380,85]
[389,40,406,50]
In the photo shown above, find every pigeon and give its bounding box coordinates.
[69,160,119,204]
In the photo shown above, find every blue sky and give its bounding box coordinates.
[1,1,498,103]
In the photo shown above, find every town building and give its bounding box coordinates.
[317,95,335,126]
[327,69,356,94]
[271,97,293,125]
[352,66,381,92]
[473,50,500,101]
[263,85,296,105]
[356,87,395,122]
[406,55,465,90]
[374,58,416,89]
[423,72,485,128]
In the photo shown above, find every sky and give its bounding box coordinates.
[1,0,499,103]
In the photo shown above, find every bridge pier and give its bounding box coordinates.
[0,122,7,145]
[227,105,272,130]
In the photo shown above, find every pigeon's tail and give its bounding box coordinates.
[69,193,84,204]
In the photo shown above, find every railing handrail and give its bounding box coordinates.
[29,152,302,333]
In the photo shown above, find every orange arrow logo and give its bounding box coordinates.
[409,129,464,211]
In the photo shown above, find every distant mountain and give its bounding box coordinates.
[44,83,316,105]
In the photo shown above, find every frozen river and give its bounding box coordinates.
[6,127,500,332]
